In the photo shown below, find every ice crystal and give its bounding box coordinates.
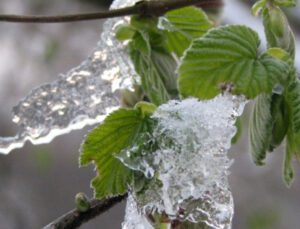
[122,194,154,229]
[121,94,247,229]
[0,0,140,154]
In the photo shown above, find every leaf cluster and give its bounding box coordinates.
[248,1,299,186]
[81,2,300,199]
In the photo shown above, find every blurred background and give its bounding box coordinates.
[0,0,299,228]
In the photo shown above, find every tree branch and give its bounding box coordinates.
[0,0,223,23]
[43,194,127,229]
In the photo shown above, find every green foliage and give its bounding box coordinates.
[249,93,289,165]
[178,25,289,99]
[284,133,295,186]
[273,0,296,7]
[252,0,296,14]
[285,79,300,133]
[80,105,156,198]
[282,78,300,185]
[163,6,213,57]
[117,17,178,105]
[115,25,136,41]
[249,94,273,165]
[252,0,267,16]
[251,0,300,186]
[269,94,288,150]
[231,117,243,144]
[81,0,300,198]
[263,6,295,58]
[129,32,172,105]
[116,7,213,105]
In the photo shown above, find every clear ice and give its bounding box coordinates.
[122,194,154,229]
[0,0,141,154]
[121,94,247,229]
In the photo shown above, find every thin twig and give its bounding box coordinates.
[43,195,127,229]
[0,0,223,23]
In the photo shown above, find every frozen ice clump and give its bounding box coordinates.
[0,0,141,154]
[121,94,247,229]
[122,194,154,229]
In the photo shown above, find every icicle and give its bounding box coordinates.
[120,94,247,229]
[0,0,141,154]
[122,194,154,229]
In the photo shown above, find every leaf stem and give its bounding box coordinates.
[0,0,223,23]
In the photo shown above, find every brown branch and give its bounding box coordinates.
[0,0,223,23]
[43,194,127,229]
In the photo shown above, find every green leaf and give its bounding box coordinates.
[249,94,273,165]
[273,0,296,7]
[150,49,178,97]
[119,17,179,104]
[134,101,157,117]
[263,6,295,58]
[231,117,243,144]
[129,33,171,105]
[163,6,213,57]
[249,93,289,164]
[80,108,153,198]
[178,25,289,99]
[269,94,288,150]
[285,131,297,186]
[284,146,294,187]
[285,79,300,133]
[265,47,291,61]
[252,0,267,16]
[129,28,178,105]
[115,25,136,41]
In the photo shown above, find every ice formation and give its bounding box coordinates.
[121,94,247,229]
[0,0,141,154]
[122,194,154,229]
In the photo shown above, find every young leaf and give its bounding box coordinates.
[250,93,289,164]
[128,17,178,105]
[269,94,288,150]
[263,6,295,58]
[273,0,296,7]
[178,25,289,99]
[231,117,243,144]
[249,94,273,165]
[80,107,155,198]
[162,6,213,57]
[252,0,267,16]
[285,79,300,133]
[134,101,157,117]
[118,17,179,105]
[115,25,136,41]
[129,33,171,105]
[285,131,297,186]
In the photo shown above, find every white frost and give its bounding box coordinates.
[121,94,247,229]
[0,0,140,154]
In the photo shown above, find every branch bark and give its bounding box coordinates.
[43,195,127,229]
[0,0,223,23]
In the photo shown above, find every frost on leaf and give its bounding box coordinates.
[121,94,247,229]
[0,0,141,154]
